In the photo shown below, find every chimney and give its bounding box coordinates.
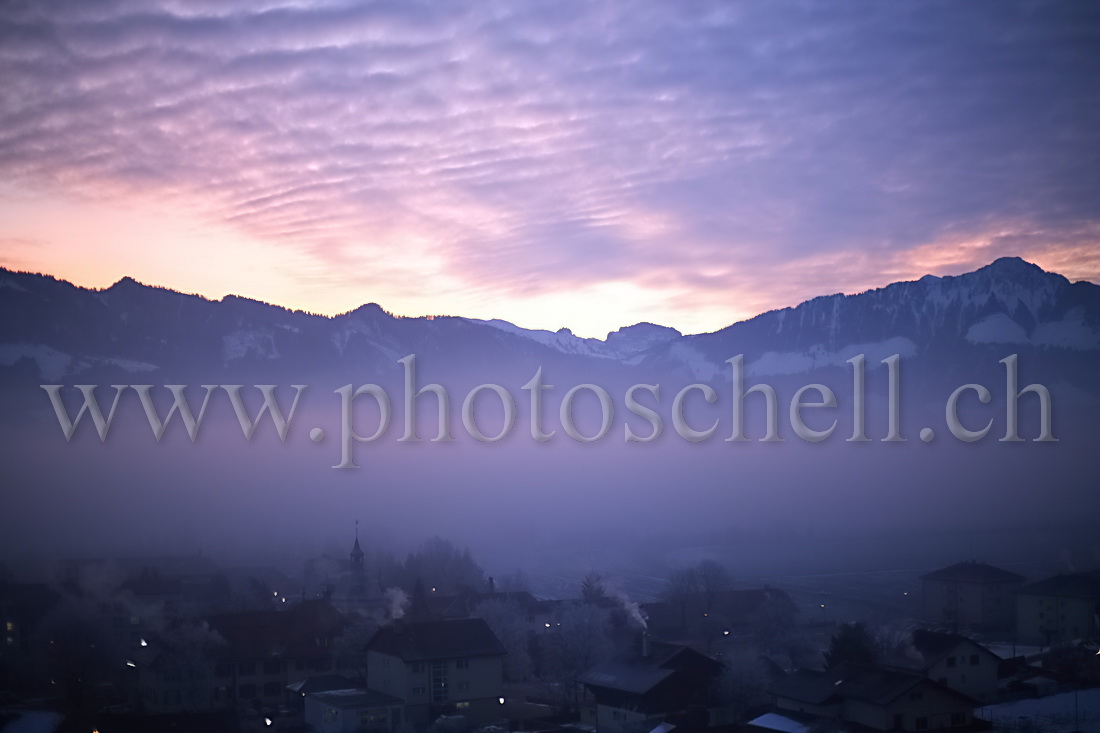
[641,631,650,658]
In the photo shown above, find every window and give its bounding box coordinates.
[360,709,390,733]
[431,661,449,703]
[215,663,233,678]
[412,686,426,696]
[263,660,281,675]
[455,658,470,670]
[946,656,956,668]
[324,708,338,723]
[915,716,928,730]
[410,662,425,674]
[239,662,256,676]
[951,713,966,725]
[908,691,923,701]
[456,702,470,709]
[970,654,979,666]
[457,681,470,693]
[239,683,256,699]
[264,681,281,698]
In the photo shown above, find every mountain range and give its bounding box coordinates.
[1,256,1097,561]
[1,257,1096,392]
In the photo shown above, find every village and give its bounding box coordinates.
[1,531,1098,733]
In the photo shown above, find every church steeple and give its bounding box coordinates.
[350,520,364,573]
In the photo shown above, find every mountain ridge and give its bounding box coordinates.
[1,257,1097,387]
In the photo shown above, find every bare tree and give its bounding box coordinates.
[475,597,533,683]
[496,569,530,593]
[713,650,770,723]
[665,568,701,631]
[334,615,379,684]
[403,537,485,594]
[541,602,612,710]
[696,560,732,610]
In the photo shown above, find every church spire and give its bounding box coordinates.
[350,519,364,572]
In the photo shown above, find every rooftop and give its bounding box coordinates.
[310,688,404,710]
[771,662,977,708]
[577,639,721,696]
[1018,571,1100,599]
[920,561,1025,584]
[367,618,506,662]
[907,629,1000,668]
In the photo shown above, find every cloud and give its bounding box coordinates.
[0,0,1097,335]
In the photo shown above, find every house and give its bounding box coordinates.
[305,687,406,733]
[1015,571,1100,646]
[919,561,1024,631]
[640,587,797,642]
[204,599,347,709]
[770,662,979,732]
[366,618,506,730]
[577,636,724,733]
[134,599,346,713]
[132,599,346,713]
[0,581,59,658]
[892,630,1001,703]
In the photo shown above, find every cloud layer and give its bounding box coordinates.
[1,0,1098,335]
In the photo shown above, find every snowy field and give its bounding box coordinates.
[978,688,1100,732]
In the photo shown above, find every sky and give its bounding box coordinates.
[1,0,1098,338]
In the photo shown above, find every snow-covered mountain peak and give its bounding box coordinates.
[469,318,680,361]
